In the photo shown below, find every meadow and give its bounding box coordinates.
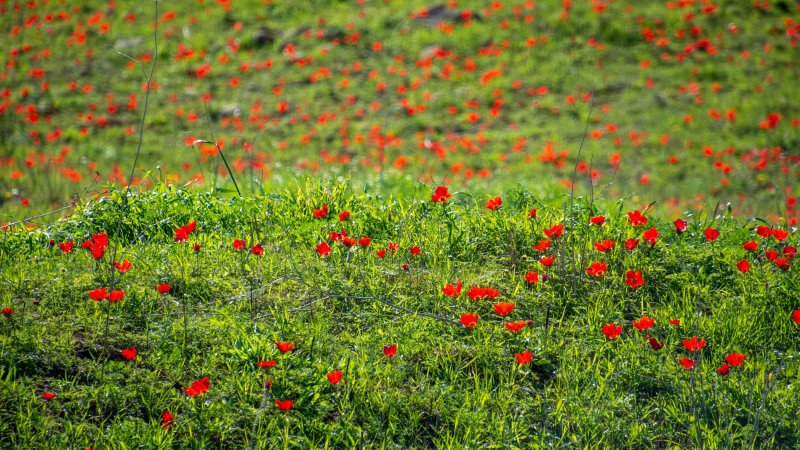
[1,0,799,448]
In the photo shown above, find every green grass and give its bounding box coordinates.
[1,182,798,448]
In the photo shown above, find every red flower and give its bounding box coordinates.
[756,225,772,238]
[275,399,293,411]
[540,256,555,266]
[157,283,171,294]
[765,249,779,261]
[275,342,294,353]
[115,260,132,272]
[594,240,616,253]
[586,261,607,278]
[528,208,537,218]
[376,249,386,258]
[233,239,246,251]
[774,258,790,271]
[313,204,329,219]
[791,310,800,325]
[257,359,277,368]
[383,344,397,358]
[466,286,499,300]
[646,336,664,350]
[737,259,750,273]
[108,290,125,303]
[89,288,108,301]
[724,353,746,367]
[673,218,687,234]
[704,227,720,241]
[525,271,540,284]
[624,239,639,251]
[625,270,644,289]
[743,241,758,252]
[161,410,174,428]
[251,243,264,256]
[121,345,137,361]
[589,215,606,226]
[678,357,697,369]
[602,323,622,340]
[784,246,797,259]
[1,307,12,317]
[174,221,196,242]
[669,318,681,325]
[409,246,421,255]
[772,229,789,241]
[184,377,210,396]
[193,244,201,252]
[627,210,648,226]
[388,243,399,252]
[316,241,331,257]
[515,349,533,365]
[504,320,527,332]
[682,336,707,352]
[442,281,462,297]
[59,242,74,253]
[460,313,479,328]
[431,186,452,202]
[357,236,371,247]
[338,211,350,221]
[484,196,502,210]
[642,227,659,246]
[42,392,55,400]
[327,370,343,385]
[544,224,564,239]
[632,316,655,331]
[717,363,730,375]
[493,302,515,316]
[533,239,550,251]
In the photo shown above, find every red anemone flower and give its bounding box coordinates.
[540,256,555,266]
[632,316,655,331]
[327,370,343,385]
[704,227,720,241]
[627,210,648,226]
[121,345,137,361]
[492,302,515,316]
[257,360,277,368]
[544,224,564,238]
[625,270,644,289]
[383,344,397,358]
[89,288,108,301]
[724,353,746,367]
[251,243,264,256]
[646,336,664,350]
[442,281,463,297]
[534,239,550,251]
[338,211,350,221]
[108,290,125,302]
[525,271,540,284]
[589,215,606,226]
[316,241,331,257]
[642,227,659,246]
[157,283,171,294]
[115,260,132,273]
[504,320,527,332]
[59,242,74,253]
[792,310,800,325]
[275,342,294,353]
[275,399,293,411]
[673,218,687,234]
[313,204,329,219]
[233,239,246,251]
[737,259,750,273]
[484,196,502,210]
[602,323,622,340]
[42,392,55,400]
[184,377,210,396]
[431,186,452,202]
[161,410,175,428]
[682,336,707,352]
[460,313,479,328]
[586,261,607,278]
[717,363,730,375]
[678,357,697,369]
[515,349,533,365]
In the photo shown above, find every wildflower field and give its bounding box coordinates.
[1,0,799,448]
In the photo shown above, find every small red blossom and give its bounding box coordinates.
[669,319,681,325]
[717,363,730,375]
[409,246,421,255]
[460,313,479,328]
[233,239,246,251]
[42,392,55,400]
[624,238,639,251]
[515,349,533,365]
[357,236,371,247]
[251,243,264,256]
[533,239,550,251]
[737,259,750,273]
[275,399,293,411]
[543,224,564,239]
[313,204,329,219]
[431,186,452,202]
[774,258,790,271]
[679,357,697,369]
[257,360,277,368]
[627,210,648,226]
[528,208,537,218]
[327,370,343,385]
[89,288,107,301]
[525,271,540,284]
[589,215,606,226]
[107,290,125,303]
[120,345,137,361]
[646,336,664,350]
[338,211,350,221]
[586,261,607,278]
[493,302,515,316]
[161,410,174,428]
[376,249,386,258]
[316,241,331,257]
[791,310,800,325]
[756,225,772,238]
[602,323,622,340]
[115,260,132,273]
[1,308,12,317]
[59,242,74,253]
[682,336,707,352]
[724,353,746,367]
[467,286,500,300]
[157,283,171,294]
[504,320,527,332]
[383,344,397,358]
[484,196,502,210]
[594,240,616,253]
[540,256,555,266]
[442,281,463,297]
[632,316,655,331]
[275,341,294,353]
[743,241,758,252]
[184,377,210,396]
[673,218,688,234]
[625,270,644,289]
[642,227,659,246]
[704,227,720,241]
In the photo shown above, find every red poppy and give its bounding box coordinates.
[586,261,607,278]
[89,288,108,301]
[442,281,462,297]
[257,359,277,368]
[682,336,707,352]
[275,342,294,353]
[174,221,196,242]
[121,345,137,361]
[157,283,171,294]
[544,224,564,239]
[431,186,452,202]
[791,310,800,325]
[646,336,664,350]
[540,256,555,266]
[589,215,606,226]
[642,227,659,246]
[724,353,746,367]
[460,313,479,328]
[383,344,397,358]
[341,237,357,248]
[251,243,264,256]
[774,258,790,271]
[184,377,210,396]
[593,240,616,252]
[504,320,527,332]
[627,210,648,226]
[515,349,533,365]
[409,246,421,255]
[275,399,293,411]
[528,208,537,218]
[533,239,550,251]
[632,316,654,331]
[313,204,329,219]
[765,249,779,261]
[717,363,730,375]
[602,323,622,339]
[316,241,331,257]
[756,225,772,238]
[357,236,371,247]
[625,270,644,289]
[161,410,174,428]
[389,243,399,252]
[493,302,515,316]
[338,211,350,221]
[673,218,687,234]
[376,249,386,258]
[485,196,502,210]
[678,357,697,369]
[108,290,125,303]
[772,229,789,241]
[525,271,540,284]
[327,370,343,384]
[737,259,750,273]
[669,318,681,325]
[624,239,639,251]
[233,239,246,251]
[784,246,797,259]
[1,308,12,317]
[42,392,55,400]
[704,227,720,241]
[466,286,499,300]
[59,241,74,253]
[743,241,758,252]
